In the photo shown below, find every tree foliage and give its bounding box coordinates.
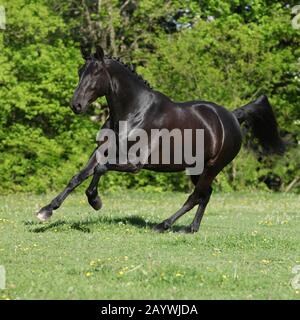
[0,0,299,194]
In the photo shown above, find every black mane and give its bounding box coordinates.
[106,55,152,89]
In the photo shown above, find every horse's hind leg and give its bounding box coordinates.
[154,171,213,233]
[179,171,214,233]
[153,186,201,232]
[36,149,99,222]
[179,187,212,233]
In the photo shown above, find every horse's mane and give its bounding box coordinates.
[106,55,152,89]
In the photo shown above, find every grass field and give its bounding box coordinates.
[0,191,299,300]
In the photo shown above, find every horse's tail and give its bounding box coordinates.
[232,95,285,155]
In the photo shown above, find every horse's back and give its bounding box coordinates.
[142,95,243,173]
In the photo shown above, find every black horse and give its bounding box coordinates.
[36,46,284,233]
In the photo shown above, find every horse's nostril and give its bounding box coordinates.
[72,103,82,112]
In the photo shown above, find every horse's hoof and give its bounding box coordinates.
[88,196,102,211]
[36,209,52,222]
[153,222,169,233]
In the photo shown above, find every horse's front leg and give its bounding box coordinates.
[85,162,141,210]
[85,118,111,210]
[85,170,103,210]
[36,149,99,222]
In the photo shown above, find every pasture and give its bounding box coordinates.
[0,191,299,300]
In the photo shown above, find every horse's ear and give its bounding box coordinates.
[80,44,91,60]
[95,45,105,62]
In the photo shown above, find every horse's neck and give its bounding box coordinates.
[105,66,151,124]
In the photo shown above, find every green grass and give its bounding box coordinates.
[0,191,299,300]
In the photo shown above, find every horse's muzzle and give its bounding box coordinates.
[71,103,83,114]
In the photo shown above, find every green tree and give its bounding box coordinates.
[0,0,299,194]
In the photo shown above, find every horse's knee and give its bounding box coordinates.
[94,164,107,175]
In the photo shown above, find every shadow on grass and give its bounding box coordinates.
[24,215,187,233]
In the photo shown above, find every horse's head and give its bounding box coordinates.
[71,45,110,114]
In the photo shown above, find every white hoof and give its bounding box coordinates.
[36,210,52,222]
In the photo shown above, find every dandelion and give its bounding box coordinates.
[261,259,271,265]
[85,272,92,277]
[175,272,183,277]
[212,248,221,256]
